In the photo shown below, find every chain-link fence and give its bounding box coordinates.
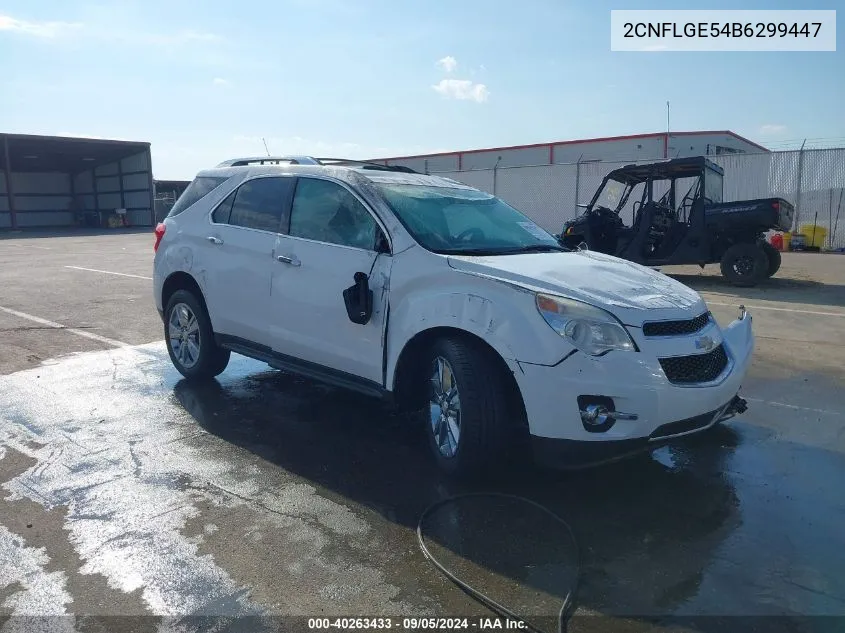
[154,192,178,223]
[432,147,845,250]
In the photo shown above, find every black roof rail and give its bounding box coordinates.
[215,155,321,167]
[315,158,419,174]
[214,155,420,174]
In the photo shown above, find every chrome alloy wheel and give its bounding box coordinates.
[168,303,201,369]
[429,356,461,458]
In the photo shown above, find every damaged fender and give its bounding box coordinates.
[384,250,572,391]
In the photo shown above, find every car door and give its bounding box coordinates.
[204,176,295,347]
[269,176,391,385]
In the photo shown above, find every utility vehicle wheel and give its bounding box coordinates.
[720,243,769,287]
[760,241,782,277]
[164,289,230,380]
[423,337,512,479]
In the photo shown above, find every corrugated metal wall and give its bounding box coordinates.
[382,133,765,173]
[0,147,154,229]
[1,172,75,228]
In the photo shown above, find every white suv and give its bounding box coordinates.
[153,156,753,477]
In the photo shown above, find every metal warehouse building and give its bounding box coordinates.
[371,130,769,173]
[1,133,154,230]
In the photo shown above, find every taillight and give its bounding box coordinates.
[154,222,166,252]
[772,201,779,210]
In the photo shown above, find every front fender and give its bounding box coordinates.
[385,260,572,390]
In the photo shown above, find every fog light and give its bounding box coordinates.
[581,404,612,426]
[577,395,639,433]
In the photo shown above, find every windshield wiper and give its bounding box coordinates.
[495,244,567,254]
[440,244,567,256]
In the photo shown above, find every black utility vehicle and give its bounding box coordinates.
[559,157,794,286]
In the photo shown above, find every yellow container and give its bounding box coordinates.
[782,232,792,251]
[800,225,827,248]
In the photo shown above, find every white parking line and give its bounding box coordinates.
[744,397,841,416]
[65,265,153,280]
[706,300,845,318]
[0,242,51,250]
[0,305,129,348]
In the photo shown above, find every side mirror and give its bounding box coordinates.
[343,272,373,325]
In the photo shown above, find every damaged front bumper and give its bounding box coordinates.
[717,393,748,423]
[514,306,755,469]
[532,394,750,469]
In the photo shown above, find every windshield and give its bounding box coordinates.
[594,178,634,212]
[705,168,724,203]
[373,183,563,255]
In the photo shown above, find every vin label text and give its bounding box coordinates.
[610,10,836,51]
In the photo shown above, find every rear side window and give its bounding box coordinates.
[167,176,229,217]
[212,190,237,224]
[228,177,294,232]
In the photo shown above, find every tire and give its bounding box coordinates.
[760,241,782,277]
[719,243,769,287]
[423,337,514,479]
[164,289,230,380]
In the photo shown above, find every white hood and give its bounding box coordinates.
[447,250,707,326]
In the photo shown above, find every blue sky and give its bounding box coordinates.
[0,0,842,179]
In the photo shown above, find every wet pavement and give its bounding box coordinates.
[2,341,844,632]
[1,234,844,633]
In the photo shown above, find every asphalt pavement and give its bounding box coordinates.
[1,231,844,633]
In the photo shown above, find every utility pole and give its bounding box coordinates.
[492,156,502,195]
[665,101,670,159]
[794,138,807,232]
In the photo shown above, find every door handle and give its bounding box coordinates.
[277,254,301,267]
[206,236,223,245]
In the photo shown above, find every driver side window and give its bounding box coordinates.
[289,178,381,250]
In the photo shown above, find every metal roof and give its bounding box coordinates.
[1,133,149,174]
[368,130,770,163]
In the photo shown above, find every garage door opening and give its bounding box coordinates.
[1,133,154,230]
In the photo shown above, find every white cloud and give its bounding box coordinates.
[0,13,218,46]
[212,78,229,86]
[760,124,787,135]
[0,14,82,37]
[436,56,457,73]
[432,79,489,103]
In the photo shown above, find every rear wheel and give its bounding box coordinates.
[423,337,513,479]
[164,289,230,380]
[720,243,769,287]
[760,241,782,277]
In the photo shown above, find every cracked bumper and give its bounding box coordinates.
[513,310,754,467]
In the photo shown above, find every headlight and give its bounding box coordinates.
[535,293,636,356]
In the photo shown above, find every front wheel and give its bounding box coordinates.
[720,243,769,287]
[423,337,514,479]
[164,289,230,380]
